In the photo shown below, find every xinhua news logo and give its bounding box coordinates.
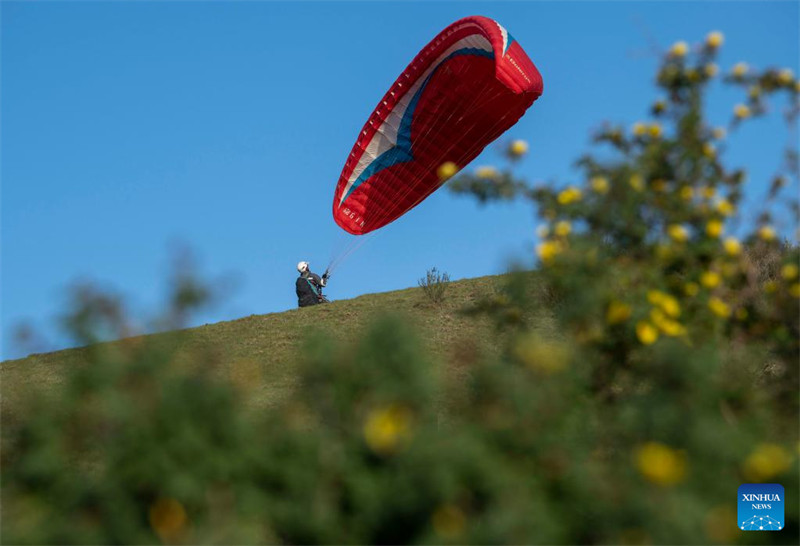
[738,484,784,531]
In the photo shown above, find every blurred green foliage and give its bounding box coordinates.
[3,33,799,544]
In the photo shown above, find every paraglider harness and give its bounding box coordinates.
[303,270,330,305]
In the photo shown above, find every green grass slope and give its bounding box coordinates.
[1,274,549,422]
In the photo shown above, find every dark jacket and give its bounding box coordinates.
[296,272,323,307]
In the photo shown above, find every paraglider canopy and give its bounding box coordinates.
[333,15,543,235]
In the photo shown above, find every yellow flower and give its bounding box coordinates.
[670,41,689,57]
[649,123,662,138]
[702,143,716,158]
[748,85,761,99]
[660,296,681,318]
[708,297,731,318]
[650,309,686,336]
[700,186,716,199]
[554,220,572,237]
[712,127,726,140]
[636,321,659,345]
[535,224,550,238]
[509,139,529,157]
[763,280,778,294]
[684,282,700,296]
[734,104,751,119]
[513,334,570,374]
[149,498,188,542]
[705,220,723,238]
[704,63,719,78]
[629,174,645,192]
[701,271,721,288]
[715,199,734,216]
[679,186,693,201]
[781,263,799,280]
[743,444,792,481]
[557,186,583,205]
[635,442,687,486]
[667,224,689,243]
[758,225,776,241]
[590,176,610,194]
[706,31,724,49]
[731,62,749,78]
[777,68,794,86]
[647,290,681,318]
[660,319,687,337]
[437,161,459,181]
[432,505,466,539]
[475,165,498,179]
[632,122,647,136]
[723,237,741,256]
[790,283,800,298]
[363,404,413,455]
[536,240,562,264]
[606,300,632,324]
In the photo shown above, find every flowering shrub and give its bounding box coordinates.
[448,30,800,542]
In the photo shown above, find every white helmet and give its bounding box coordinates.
[297,261,309,273]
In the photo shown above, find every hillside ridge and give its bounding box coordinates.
[1,273,527,417]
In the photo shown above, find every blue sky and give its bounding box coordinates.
[2,1,798,359]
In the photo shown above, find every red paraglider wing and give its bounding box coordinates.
[333,15,543,235]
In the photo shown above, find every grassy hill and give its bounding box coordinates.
[3,270,798,545]
[1,273,551,422]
